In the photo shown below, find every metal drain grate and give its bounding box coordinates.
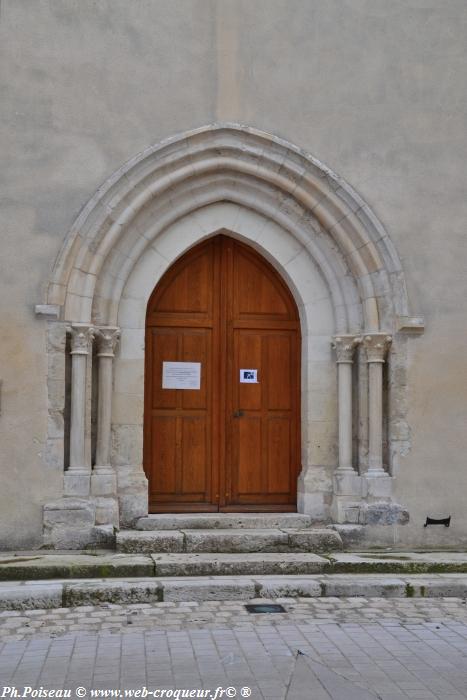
[245,603,286,614]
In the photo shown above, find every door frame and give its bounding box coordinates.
[143,234,301,513]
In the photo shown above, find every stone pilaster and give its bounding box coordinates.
[91,327,120,527]
[363,333,392,477]
[94,327,120,473]
[64,324,95,497]
[331,334,363,523]
[332,335,361,473]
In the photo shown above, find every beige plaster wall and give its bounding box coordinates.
[1,0,466,547]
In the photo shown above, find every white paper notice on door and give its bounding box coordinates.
[240,369,258,383]
[162,362,201,390]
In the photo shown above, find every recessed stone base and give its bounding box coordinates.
[360,502,410,526]
[43,498,95,549]
[92,496,119,528]
[366,475,393,500]
[297,466,332,520]
[331,472,364,523]
[329,469,407,526]
[43,498,116,549]
[116,466,148,527]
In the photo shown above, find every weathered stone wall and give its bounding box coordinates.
[1,0,466,548]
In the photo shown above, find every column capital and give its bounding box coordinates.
[363,333,392,363]
[96,326,120,357]
[332,334,361,363]
[68,324,95,355]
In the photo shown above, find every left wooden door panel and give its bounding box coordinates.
[144,239,219,512]
[146,327,214,508]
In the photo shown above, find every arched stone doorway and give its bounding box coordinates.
[144,234,301,513]
[40,124,422,547]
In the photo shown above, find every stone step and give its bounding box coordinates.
[116,528,343,554]
[152,552,327,576]
[136,513,314,530]
[3,573,467,609]
[2,551,467,585]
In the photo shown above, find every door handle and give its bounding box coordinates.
[233,410,244,418]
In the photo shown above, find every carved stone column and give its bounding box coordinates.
[363,333,392,477]
[331,334,362,523]
[91,327,120,527]
[65,324,95,496]
[332,335,361,473]
[94,327,120,473]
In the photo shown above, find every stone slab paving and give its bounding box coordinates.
[1,598,467,698]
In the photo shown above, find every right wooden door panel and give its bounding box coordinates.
[144,234,300,512]
[227,329,298,506]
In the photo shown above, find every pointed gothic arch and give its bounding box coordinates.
[41,125,421,541]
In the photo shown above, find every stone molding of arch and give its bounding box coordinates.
[43,123,422,337]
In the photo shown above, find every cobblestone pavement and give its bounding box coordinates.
[1,598,467,698]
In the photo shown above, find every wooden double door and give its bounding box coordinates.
[144,235,301,512]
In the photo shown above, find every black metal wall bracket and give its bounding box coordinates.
[424,516,451,527]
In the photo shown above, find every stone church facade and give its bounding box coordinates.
[1,1,466,550]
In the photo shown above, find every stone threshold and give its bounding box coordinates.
[1,573,467,610]
[116,527,343,554]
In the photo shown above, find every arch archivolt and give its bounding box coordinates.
[49,125,408,332]
[42,125,420,540]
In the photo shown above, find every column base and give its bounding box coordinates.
[93,465,114,476]
[42,498,115,548]
[63,472,91,497]
[333,472,365,497]
[331,497,362,524]
[366,467,388,478]
[331,471,365,524]
[91,471,119,527]
[91,471,117,497]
